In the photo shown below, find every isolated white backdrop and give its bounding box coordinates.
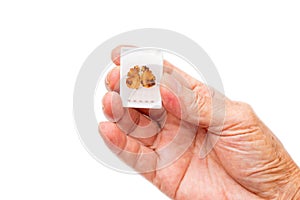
[1,1,299,200]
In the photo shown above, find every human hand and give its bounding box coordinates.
[99,46,300,199]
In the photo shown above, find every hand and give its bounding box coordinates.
[99,46,300,199]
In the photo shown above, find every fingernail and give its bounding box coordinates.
[99,122,106,132]
[105,70,112,90]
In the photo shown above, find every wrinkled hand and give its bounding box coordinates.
[99,46,300,199]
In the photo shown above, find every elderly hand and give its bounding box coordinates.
[99,46,300,199]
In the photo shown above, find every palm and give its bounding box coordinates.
[101,82,296,200]
[142,110,261,199]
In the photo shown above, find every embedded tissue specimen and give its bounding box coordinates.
[126,65,156,89]
[140,66,156,88]
[126,65,141,89]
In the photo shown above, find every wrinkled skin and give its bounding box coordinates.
[99,46,300,200]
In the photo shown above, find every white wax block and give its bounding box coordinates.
[120,48,163,109]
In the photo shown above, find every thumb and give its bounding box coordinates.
[160,73,225,131]
[160,73,226,158]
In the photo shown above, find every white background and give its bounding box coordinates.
[1,1,299,199]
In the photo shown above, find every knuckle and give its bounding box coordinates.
[235,101,258,124]
[241,102,254,114]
